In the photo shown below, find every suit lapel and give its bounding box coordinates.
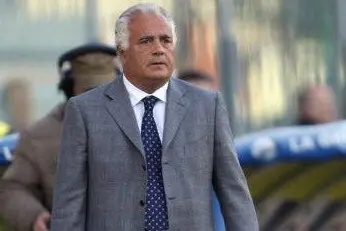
[104,77,145,157]
[162,79,189,154]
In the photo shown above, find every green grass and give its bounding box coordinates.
[0,217,5,231]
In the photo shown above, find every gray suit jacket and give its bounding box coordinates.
[50,76,258,231]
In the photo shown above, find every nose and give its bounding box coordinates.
[152,40,165,56]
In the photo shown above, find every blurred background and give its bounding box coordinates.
[1,0,346,230]
[2,0,346,134]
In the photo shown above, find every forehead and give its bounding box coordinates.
[128,13,173,38]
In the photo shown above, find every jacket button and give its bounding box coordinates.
[140,200,145,206]
[142,165,146,171]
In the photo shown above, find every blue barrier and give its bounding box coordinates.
[1,120,346,166]
[235,120,346,165]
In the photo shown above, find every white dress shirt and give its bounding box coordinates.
[123,75,168,141]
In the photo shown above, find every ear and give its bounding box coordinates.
[118,47,129,64]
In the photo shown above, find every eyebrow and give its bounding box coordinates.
[138,34,172,41]
[138,36,153,43]
[160,34,172,40]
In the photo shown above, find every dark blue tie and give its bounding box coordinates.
[141,96,169,231]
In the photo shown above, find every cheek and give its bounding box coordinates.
[135,51,150,65]
[141,55,149,65]
[128,55,146,69]
[121,52,131,66]
[167,50,175,63]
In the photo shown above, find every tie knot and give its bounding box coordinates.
[142,96,159,111]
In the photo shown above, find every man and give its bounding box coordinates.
[0,43,117,231]
[297,83,338,125]
[51,3,258,231]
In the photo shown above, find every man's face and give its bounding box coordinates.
[300,87,338,124]
[120,13,175,91]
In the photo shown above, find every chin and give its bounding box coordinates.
[147,71,171,79]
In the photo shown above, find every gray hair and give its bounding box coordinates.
[115,3,177,51]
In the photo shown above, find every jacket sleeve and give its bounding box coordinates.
[0,130,47,231]
[50,98,87,231]
[212,92,259,231]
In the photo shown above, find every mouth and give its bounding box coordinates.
[149,62,167,66]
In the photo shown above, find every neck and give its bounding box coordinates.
[140,83,166,94]
[125,76,169,94]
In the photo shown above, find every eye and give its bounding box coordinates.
[139,39,150,44]
[139,37,153,45]
[163,37,172,43]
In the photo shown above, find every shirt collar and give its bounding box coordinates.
[123,74,168,107]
